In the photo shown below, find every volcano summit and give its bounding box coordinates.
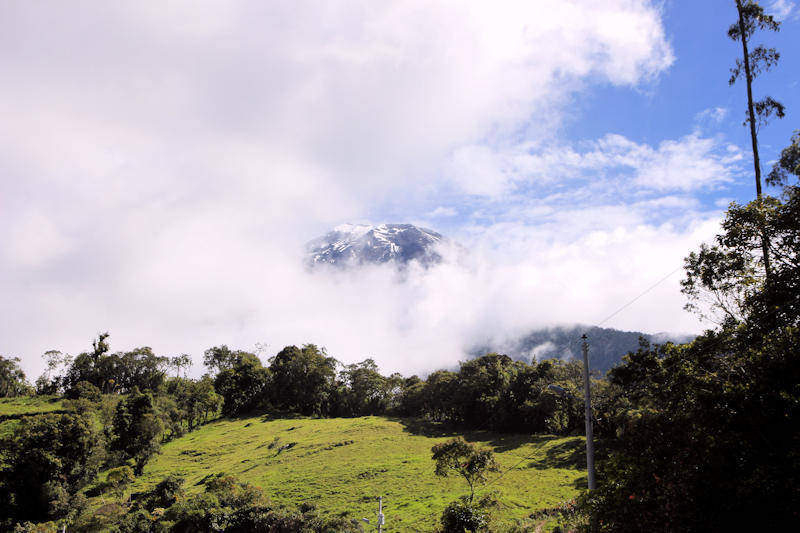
[306,223,446,268]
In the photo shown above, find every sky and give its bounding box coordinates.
[2,0,799,378]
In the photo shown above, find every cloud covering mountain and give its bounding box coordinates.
[306,224,446,268]
[2,1,781,379]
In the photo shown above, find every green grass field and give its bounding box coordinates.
[0,395,66,437]
[124,415,586,531]
[0,395,64,417]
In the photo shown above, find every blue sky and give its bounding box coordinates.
[393,0,800,236]
[566,0,799,204]
[1,1,798,377]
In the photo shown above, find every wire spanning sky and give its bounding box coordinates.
[2,1,799,378]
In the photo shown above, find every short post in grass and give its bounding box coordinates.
[362,496,385,532]
[377,495,384,533]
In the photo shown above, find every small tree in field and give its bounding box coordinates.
[431,437,499,503]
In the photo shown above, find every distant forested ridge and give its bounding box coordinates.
[472,325,695,374]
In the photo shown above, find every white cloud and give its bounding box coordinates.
[428,207,458,218]
[5,211,72,269]
[694,106,729,125]
[770,0,796,20]
[0,1,688,378]
[442,132,742,198]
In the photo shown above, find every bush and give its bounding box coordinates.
[66,381,101,402]
[440,496,494,533]
[146,474,185,510]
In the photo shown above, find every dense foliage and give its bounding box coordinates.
[55,473,365,533]
[0,355,31,397]
[0,412,104,526]
[405,354,589,434]
[586,135,800,531]
[207,342,589,435]
[60,334,169,397]
[109,391,164,475]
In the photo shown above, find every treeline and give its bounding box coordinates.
[1,332,591,529]
[208,344,591,435]
[3,336,593,436]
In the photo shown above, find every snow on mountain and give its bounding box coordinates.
[306,223,446,268]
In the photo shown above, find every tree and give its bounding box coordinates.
[0,355,30,397]
[451,353,517,429]
[169,376,222,428]
[214,352,270,417]
[421,369,460,422]
[0,412,104,523]
[590,144,800,531]
[109,390,163,474]
[431,437,499,503]
[116,347,169,392]
[729,0,784,278]
[145,474,186,510]
[268,344,337,415]
[37,350,71,395]
[439,495,497,533]
[333,358,390,416]
[768,130,800,187]
[203,345,240,374]
[683,165,800,333]
[170,353,192,378]
[66,380,102,402]
[62,335,168,395]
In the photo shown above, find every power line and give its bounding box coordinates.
[406,264,783,529]
[595,265,684,328]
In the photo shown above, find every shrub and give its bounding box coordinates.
[440,496,494,533]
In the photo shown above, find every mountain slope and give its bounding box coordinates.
[306,223,445,268]
[473,325,695,374]
[108,416,584,531]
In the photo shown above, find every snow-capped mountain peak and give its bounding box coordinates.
[306,223,446,268]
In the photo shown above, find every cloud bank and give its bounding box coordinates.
[1,1,731,378]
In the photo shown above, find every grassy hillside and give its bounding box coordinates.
[0,395,64,417]
[123,415,586,531]
[0,395,66,437]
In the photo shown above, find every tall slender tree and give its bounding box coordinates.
[728,0,785,279]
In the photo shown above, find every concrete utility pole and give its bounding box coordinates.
[581,334,596,491]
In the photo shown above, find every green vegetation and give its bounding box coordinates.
[116,416,584,531]
[0,396,66,438]
[0,355,32,398]
[0,395,64,418]
[585,108,800,533]
[1,412,104,523]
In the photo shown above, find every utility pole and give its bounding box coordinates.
[581,334,596,491]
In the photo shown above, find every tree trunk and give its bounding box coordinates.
[737,0,773,281]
